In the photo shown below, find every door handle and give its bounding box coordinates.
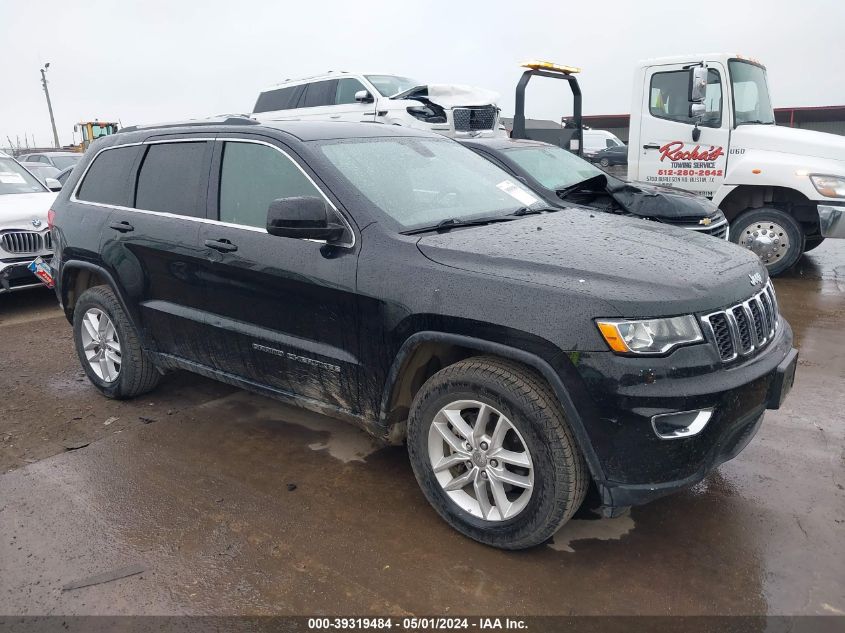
[329,114,341,119]
[642,143,661,150]
[204,238,238,253]
[108,221,134,233]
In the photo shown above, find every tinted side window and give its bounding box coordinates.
[649,69,722,127]
[218,142,323,229]
[76,146,141,206]
[335,78,366,104]
[135,142,209,217]
[301,80,337,108]
[253,85,302,113]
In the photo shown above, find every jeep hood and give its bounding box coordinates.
[392,84,500,108]
[732,125,845,162]
[0,192,56,229]
[417,210,765,317]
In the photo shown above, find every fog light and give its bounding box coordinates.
[651,408,713,440]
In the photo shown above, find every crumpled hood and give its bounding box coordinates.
[607,178,721,220]
[417,210,766,317]
[0,192,56,229]
[732,125,845,163]
[392,84,500,108]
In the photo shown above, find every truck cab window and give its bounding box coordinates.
[649,69,722,127]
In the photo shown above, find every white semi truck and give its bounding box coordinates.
[627,54,845,274]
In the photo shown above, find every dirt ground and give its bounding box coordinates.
[0,242,843,617]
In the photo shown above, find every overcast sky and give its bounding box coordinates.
[1,0,843,148]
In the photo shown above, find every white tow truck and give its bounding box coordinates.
[627,53,845,274]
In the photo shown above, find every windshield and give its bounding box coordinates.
[50,155,80,169]
[24,164,60,183]
[364,75,421,97]
[503,144,605,191]
[729,60,775,125]
[0,158,48,195]
[318,137,541,231]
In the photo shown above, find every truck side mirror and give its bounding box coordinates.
[354,90,374,104]
[688,66,708,103]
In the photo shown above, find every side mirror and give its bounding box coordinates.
[354,90,374,104]
[266,196,346,242]
[45,177,62,192]
[688,66,708,103]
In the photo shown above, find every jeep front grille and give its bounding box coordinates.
[1,230,49,254]
[453,106,497,132]
[701,282,779,362]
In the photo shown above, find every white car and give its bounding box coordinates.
[0,152,56,294]
[252,72,505,138]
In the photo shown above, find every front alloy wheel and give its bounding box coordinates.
[407,356,588,549]
[428,400,534,521]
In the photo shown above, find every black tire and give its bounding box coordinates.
[73,285,161,399]
[599,158,610,167]
[729,207,804,276]
[407,356,588,550]
[804,236,825,252]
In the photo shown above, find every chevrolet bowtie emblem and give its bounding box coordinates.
[699,217,712,226]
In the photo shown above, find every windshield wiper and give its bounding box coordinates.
[401,216,517,235]
[736,119,775,126]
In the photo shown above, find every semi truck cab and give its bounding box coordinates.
[628,53,845,274]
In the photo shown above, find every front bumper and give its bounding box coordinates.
[818,204,845,238]
[0,257,50,294]
[569,319,795,511]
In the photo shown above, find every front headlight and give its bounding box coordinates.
[596,315,703,355]
[810,175,845,199]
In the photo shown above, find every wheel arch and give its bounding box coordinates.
[60,261,140,330]
[718,184,820,236]
[378,331,606,482]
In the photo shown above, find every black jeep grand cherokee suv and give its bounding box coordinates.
[50,118,797,550]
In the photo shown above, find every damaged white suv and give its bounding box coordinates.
[0,151,56,294]
[252,72,505,138]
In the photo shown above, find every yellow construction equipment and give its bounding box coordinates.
[73,121,120,151]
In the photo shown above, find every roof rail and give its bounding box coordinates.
[118,115,259,134]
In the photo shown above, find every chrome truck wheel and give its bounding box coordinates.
[730,207,804,276]
[428,400,534,521]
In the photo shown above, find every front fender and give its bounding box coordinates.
[721,149,844,203]
[378,330,607,483]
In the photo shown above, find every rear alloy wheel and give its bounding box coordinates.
[407,356,588,549]
[600,158,610,168]
[80,308,122,382]
[730,207,803,276]
[73,286,161,399]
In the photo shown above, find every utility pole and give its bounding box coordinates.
[40,63,60,148]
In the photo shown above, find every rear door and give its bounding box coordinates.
[288,79,339,121]
[195,136,362,413]
[99,138,214,365]
[637,63,730,198]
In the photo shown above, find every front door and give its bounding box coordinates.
[637,62,731,199]
[196,137,362,415]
